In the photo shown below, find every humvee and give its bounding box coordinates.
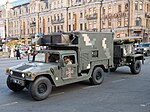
[111,37,144,73]
[6,32,114,100]
[6,32,144,101]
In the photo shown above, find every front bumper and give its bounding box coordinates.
[9,76,25,86]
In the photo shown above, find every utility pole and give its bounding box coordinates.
[100,0,103,32]
[66,7,69,32]
[128,0,130,37]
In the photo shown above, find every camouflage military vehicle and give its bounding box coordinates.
[135,43,150,56]
[110,37,144,73]
[6,32,114,100]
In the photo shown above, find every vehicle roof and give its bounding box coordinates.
[36,50,76,55]
[140,42,150,44]
[114,36,142,41]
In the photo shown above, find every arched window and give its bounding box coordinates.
[135,17,141,26]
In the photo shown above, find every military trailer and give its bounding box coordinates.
[111,37,144,73]
[6,32,114,100]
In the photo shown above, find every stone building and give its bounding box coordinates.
[0,0,149,44]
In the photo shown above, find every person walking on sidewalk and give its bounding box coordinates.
[16,49,21,60]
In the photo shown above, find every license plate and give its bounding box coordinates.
[11,78,25,86]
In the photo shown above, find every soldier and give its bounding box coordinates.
[64,56,72,65]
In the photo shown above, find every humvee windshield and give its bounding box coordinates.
[34,53,45,62]
[32,51,60,63]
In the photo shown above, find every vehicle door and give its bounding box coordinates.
[61,54,77,80]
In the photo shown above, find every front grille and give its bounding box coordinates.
[12,71,22,78]
[16,65,32,71]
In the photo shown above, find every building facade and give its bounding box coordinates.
[0,0,150,44]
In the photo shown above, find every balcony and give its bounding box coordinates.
[30,21,36,27]
[85,13,97,20]
[145,12,150,18]
[51,18,64,24]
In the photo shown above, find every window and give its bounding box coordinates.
[102,20,105,29]
[49,53,59,63]
[125,3,128,12]
[139,1,143,10]
[93,8,96,14]
[80,23,83,30]
[48,27,50,33]
[80,12,83,18]
[108,6,111,13]
[69,13,71,19]
[135,17,141,26]
[54,26,56,32]
[63,55,75,65]
[118,5,121,12]
[48,17,50,22]
[102,7,105,15]
[54,15,56,21]
[124,18,128,27]
[69,25,71,31]
[117,18,121,27]
[135,1,138,10]
[108,19,112,28]
[93,21,97,28]
[34,53,45,62]
[61,25,63,31]
[58,15,60,20]
[85,23,87,30]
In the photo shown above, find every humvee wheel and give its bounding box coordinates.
[90,67,104,85]
[29,77,52,101]
[130,60,141,74]
[7,76,24,92]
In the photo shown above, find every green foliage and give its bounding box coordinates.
[6,41,19,47]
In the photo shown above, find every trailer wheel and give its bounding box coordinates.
[130,60,141,74]
[146,51,150,56]
[90,67,104,85]
[110,66,117,72]
[29,77,52,101]
[7,76,24,92]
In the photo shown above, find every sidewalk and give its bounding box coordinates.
[0,55,16,60]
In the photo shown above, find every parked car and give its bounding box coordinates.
[135,43,150,56]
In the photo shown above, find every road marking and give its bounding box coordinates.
[140,103,150,107]
[83,85,100,89]
[50,92,65,97]
[112,79,125,83]
[0,102,18,107]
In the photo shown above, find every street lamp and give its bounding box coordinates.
[100,0,103,32]
[127,0,130,36]
[66,7,69,32]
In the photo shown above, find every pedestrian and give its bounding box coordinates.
[16,49,21,60]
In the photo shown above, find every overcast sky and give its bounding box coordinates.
[0,0,16,6]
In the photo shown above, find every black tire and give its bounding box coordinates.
[130,60,141,74]
[146,51,150,56]
[110,66,117,72]
[90,67,104,85]
[7,76,24,92]
[28,77,52,101]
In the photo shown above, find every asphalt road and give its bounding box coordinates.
[0,57,150,112]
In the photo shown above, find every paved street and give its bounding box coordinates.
[0,57,150,112]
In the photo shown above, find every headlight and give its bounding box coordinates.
[144,48,147,51]
[22,73,25,78]
[10,71,13,75]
